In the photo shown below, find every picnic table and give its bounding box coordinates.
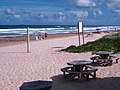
[90,51,117,66]
[96,51,113,59]
[67,60,91,71]
[61,60,98,80]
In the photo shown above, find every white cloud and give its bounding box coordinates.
[98,9,103,15]
[13,15,21,19]
[4,8,22,21]
[58,12,66,22]
[106,0,120,14]
[35,12,66,23]
[40,14,45,19]
[37,13,48,19]
[70,11,89,18]
[52,12,66,22]
[4,8,16,15]
[94,9,103,16]
[67,0,96,8]
[93,11,97,16]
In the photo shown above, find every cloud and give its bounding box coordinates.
[22,10,32,15]
[4,8,32,15]
[67,0,96,8]
[94,9,103,16]
[4,7,65,24]
[53,12,66,22]
[70,11,89,18]
[35,10,88,23]
[93,11,97,16]
[106,0,120,14]
[4,8,16,15]
[13,15,21,19]
[37,13,48,19]
[30,11,66,23]
[4,8,34,22]
[3,7,90,24]
[98,9,103,15]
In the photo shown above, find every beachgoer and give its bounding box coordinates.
[45,33,48,38]
[35,36,39,40]
[41,35,45,40]
[38,32,42,40]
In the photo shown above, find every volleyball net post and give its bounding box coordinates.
[27,27,30,53]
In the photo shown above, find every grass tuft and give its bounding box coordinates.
[61,31,120,53]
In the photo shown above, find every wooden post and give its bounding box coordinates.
[78,22,81,46]
[27,27,30,53]
[78,22,84,45]
[82,23,85,44]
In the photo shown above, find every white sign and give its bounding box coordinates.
[78,22,83,32]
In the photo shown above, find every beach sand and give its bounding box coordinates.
[0,32,120,90]
[0,33,78,47]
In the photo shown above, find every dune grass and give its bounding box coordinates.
[61,31,120,53]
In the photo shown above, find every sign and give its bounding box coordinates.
[78,22,83,32]
[78,22,84,46]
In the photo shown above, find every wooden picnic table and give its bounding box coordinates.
[61,60,97,80]
[96,51,113,59]
[67,60,91,71]
[90,51,114,66]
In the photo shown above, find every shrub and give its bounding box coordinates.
[61,32,120,53]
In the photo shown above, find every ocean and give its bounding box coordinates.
[0,25,120,37]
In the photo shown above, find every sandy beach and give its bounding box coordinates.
[0,33,78,47]
[0,32,120,90]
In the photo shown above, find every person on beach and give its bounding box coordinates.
[41,34,45,40]
[45,32,48,39]
[35,35,39,40]
[38,32,41,40]
[38,32,44,40]
[36,32,47,40]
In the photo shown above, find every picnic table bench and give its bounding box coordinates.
[19,80,53,90]
[109,55,119,63]
[61,65,98,81]
[90,55,119,66]
[90,51,119,66]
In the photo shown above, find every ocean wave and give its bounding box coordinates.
[0,25,119,37]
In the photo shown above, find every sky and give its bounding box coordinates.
[0,0,120,25]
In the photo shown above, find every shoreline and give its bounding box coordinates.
[0,33,79,47]
[0,31,111,47]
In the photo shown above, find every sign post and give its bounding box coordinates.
[82,23,85,44]
[78,22,81,46]
[78,22,84,46]
[27,27,30,53]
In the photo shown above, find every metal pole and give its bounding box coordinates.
[27,27,30,53]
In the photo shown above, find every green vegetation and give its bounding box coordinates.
[61,31,120,53]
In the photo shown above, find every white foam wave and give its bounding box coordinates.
[0,25,120,37]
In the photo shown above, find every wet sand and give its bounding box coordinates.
[0,33,78,47]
